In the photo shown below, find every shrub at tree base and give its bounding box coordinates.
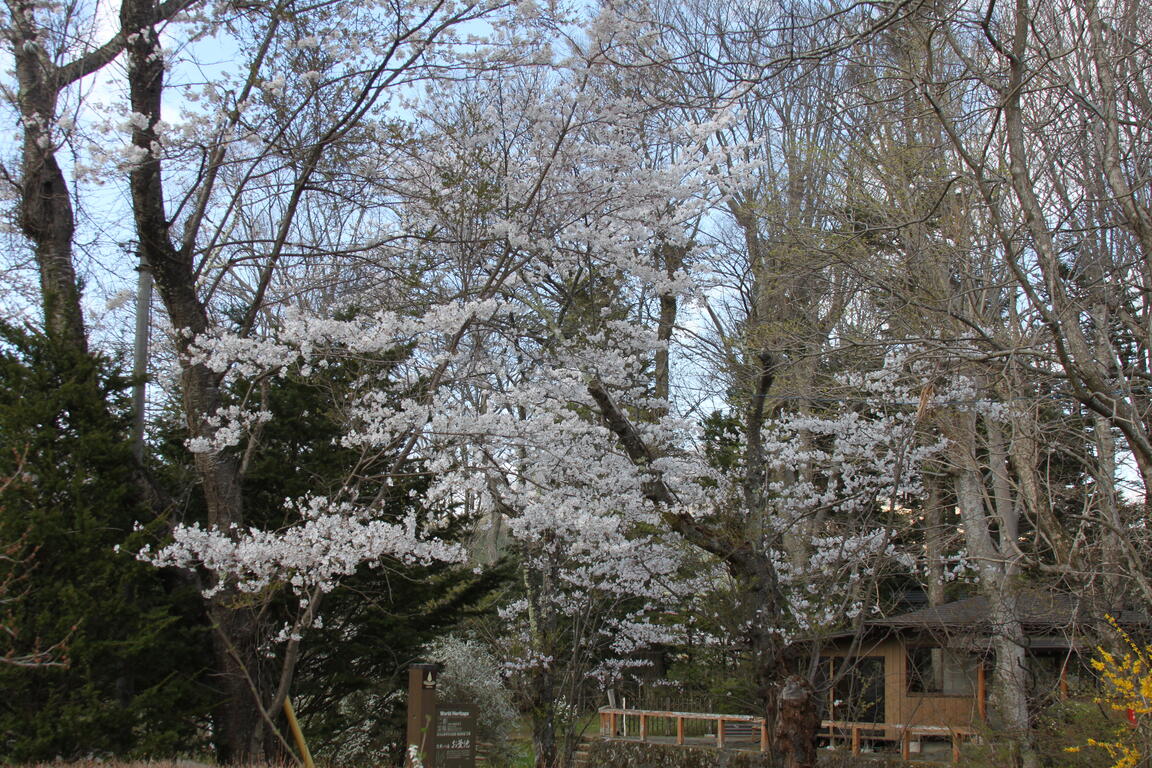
[582,740,943,768]
[1064,616,1152,768]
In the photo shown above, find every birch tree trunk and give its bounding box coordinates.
[948,411,1036,768]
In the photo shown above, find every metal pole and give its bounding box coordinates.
[132,263,152,463]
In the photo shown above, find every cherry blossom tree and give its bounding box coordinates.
[110,0,549,757]
[139,28,718,759]
[140,14,954,765]
[13,0,1152,764]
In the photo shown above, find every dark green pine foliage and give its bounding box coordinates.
[0,323,213,761]
[294,548,513,765]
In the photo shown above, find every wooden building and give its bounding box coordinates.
[815,590,1136,756]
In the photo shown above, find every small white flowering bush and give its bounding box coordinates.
[426,635,519,766]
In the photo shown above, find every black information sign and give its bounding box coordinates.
[434,703,476,768]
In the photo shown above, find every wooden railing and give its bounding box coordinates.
[819,721,977,763]
[598,707,978,763]
[598,707,768,751]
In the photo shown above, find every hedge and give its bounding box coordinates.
[581,739,944,768]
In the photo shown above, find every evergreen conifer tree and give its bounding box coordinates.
[0,323,213,760]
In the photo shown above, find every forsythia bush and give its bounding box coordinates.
[1067,617,1152,768]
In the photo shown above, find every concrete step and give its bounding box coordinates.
[571,735,599,768]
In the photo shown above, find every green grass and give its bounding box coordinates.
[506,740,536,768]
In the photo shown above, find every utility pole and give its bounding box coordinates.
[132,261,152,463]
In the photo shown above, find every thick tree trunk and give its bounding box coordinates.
[523,556,560,768]
[777,675,821,768]
[9,0,86,354]
[653,240,685,416]
[951,412,1035,768]
[986,597,1031,750]
[209,604,268,763]
[118,3,268,760]
[9,0,185,352]
[922,471,948,607]
[530,689,557,768]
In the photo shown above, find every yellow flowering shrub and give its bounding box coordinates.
[1066,616,1152,768]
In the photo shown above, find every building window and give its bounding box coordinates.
[818,656,886,723]
[907,647,978,695]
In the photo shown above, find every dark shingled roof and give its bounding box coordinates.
[868,589,1147,632]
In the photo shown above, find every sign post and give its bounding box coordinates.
[407,664,439,767]
[406,663,477,768]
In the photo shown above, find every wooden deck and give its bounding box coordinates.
[597,707,977,763]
